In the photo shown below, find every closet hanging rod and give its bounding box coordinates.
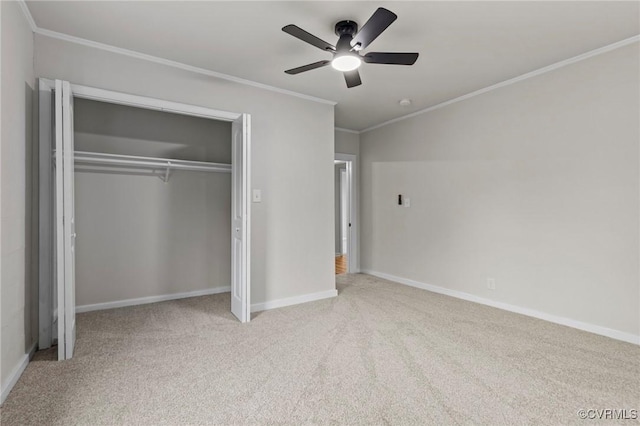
[72,151,232,173]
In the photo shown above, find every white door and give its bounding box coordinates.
[55,80,76,360]
[231,114,251,322]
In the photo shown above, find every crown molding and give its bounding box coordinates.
[34,27,337,106]
[361,34,640,134]
[17,0,37,31]
[17,0,336,107]
[335,127,360,135]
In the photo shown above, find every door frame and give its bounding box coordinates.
[39,79,253,350]
[335,153,359,273]
[339,168,348,255]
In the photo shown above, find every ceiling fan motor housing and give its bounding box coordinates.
[335,20,358,37]
[335,20,359,52]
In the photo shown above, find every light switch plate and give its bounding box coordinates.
[252,189,262,203]
[404,197,411,208]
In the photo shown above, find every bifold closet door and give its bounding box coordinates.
[54,80,77,360]
[231,114,251,323]
[38,79,55,350]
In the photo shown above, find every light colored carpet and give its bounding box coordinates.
[1,273,638,425]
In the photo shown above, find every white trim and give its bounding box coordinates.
[362,270,640,346]
[33,26,336,106]
[70,84,240,121]
[1,343,37,404]
[361,35,640,133]
[75,286,231,313]
[251,289,338,313]
[16,0,37,31]
[78,287,338,316]
[335,153,359,273]
[335,127,360,135]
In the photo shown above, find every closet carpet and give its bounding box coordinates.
[2,274,638,425]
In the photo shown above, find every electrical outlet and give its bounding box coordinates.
[487,278,496,290]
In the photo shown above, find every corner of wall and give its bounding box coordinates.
[334,128,360,156]
[1,0,38,405]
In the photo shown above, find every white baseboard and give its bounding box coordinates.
[362,270,640,346]
[76,286,339,316]
[1,342,37,405]
[251,289,338,313]
[76,286,231,313]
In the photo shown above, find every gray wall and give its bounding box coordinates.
[34,35,336,309]
[1,0,37,393]
[73,99,232,306]
[335,130,359,156]
[74,98,232,162]
[360,44,639,337]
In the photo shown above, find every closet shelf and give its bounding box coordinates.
[73,151,232,175]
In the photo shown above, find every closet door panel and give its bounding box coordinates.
[62,81,77,359]
[55,80,77,360]
[38,79,55,350]
[54,80,66,360]
[231,114,250,323]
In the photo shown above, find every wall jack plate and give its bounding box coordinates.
[487,278,496,290]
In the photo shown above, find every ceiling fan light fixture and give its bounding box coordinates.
[283,8,417,88]
[331,54,362,72]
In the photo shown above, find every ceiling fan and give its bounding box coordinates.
[282,7,419,88]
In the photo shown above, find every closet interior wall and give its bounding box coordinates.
[73,98,232,307]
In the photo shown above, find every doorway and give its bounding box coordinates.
[334,153,358,274]
[38,79,252,360]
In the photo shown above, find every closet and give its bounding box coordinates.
[38,80,251,361]
[74,98,232,308]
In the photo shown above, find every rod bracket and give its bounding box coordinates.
[161,161,172,183]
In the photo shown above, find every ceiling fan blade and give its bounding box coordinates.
[344,70,362,88]
[363,52,419,65]
[350,8,397,51]
[282,25,336,52]
[285,60,331,75]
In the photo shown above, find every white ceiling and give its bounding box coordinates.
[26,1,639,131]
